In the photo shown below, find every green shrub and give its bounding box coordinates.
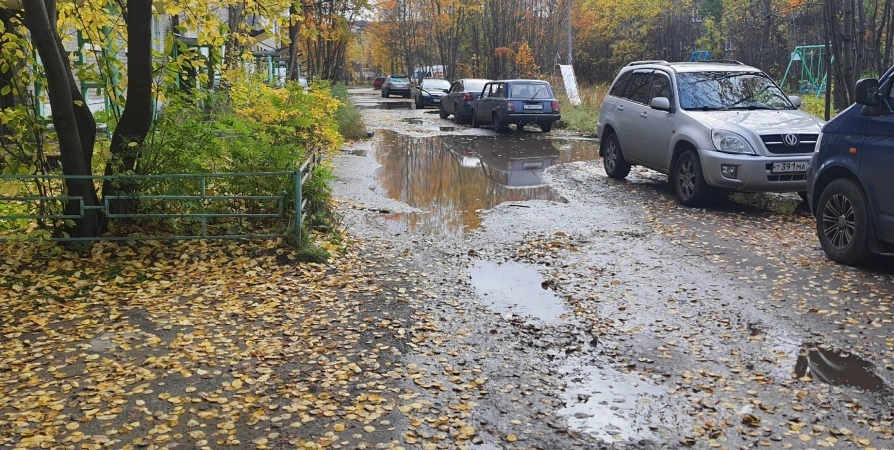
[331,84,369,141]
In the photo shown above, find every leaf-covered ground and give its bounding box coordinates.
[0,239,485,449]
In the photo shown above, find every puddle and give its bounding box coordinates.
[794,344,889,392]
[343,148,368,157]
[372,130,599,235]
[355,101,413,110]
[402,118,423,125]
[439,126,455,132]
[468,261,568,324]
[559,359,688,442]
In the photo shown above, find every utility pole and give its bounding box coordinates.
[567,0,573,65]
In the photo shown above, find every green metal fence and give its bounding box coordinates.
[0,152,320,243]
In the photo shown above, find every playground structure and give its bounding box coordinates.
[689,50,712,62]
[780,45,829,97]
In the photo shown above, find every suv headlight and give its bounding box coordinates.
[711,129,756,155]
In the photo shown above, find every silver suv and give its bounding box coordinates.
[597,60,824,206]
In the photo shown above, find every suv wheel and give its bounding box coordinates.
[674,150,715,207]
[816,178,873,265]
[439,105,449,119]
[602,133,631,180]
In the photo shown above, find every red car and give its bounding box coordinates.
[372,77,386,90]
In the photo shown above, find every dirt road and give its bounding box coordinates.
[332,88,894,450]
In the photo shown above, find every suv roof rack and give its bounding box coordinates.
[695,59,745,65]
[627,60,669,67]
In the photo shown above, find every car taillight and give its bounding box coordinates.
[552,101,560,112]
[507,101,515,112]
[462,93,473,102]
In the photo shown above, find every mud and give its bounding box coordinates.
[332,88,894,449]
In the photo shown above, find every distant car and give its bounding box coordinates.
[382,75,411,98]
[372,77,385,90]
[807,64,894,266]
[470,80,561,133]
[440,79,491,124]
[413,78,451,109]
[598,60,823,207]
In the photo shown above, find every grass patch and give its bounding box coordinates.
[800,95,841,120]
[332,84,369,141]
[555,84,607,135]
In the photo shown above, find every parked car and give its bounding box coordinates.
[372,77,386,90]
[413,78,451,109]
[381,75,412,98]
[470,80,561,133]
[440,79,491,124]
[598,60,824,207]
[807,65,894,265]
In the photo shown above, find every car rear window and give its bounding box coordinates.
[464,81,488,92]
[510,83,552,99]
[422,79,451,90]
[391,77,409,82]
[609,72,633,98]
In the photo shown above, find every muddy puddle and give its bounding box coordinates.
[371,130,599,235]
[794,344,889,392]
[559,358,688,443]
[355,101,414,110]
[468,260,569,324]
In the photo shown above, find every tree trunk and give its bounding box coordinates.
[102,0,154,214]
[287,4,301,80]
[23,0,101,238]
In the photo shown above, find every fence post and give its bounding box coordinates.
[294,169,302,242]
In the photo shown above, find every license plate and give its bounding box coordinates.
[523,104,543,110]
[772,162,808,173]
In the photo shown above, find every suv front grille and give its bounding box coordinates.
[760,134,818,155]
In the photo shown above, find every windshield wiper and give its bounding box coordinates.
[529,84,546,101]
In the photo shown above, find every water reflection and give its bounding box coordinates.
[372,131,598,235]
[794,344,889,393]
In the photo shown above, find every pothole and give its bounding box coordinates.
[558,358,688,443]
[794,343,890,392]
[468,260,568,324]
[371,130,598,236]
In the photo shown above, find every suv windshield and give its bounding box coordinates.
[510,83,552,99]
[678,72,793,111]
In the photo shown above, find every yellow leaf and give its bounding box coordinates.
[507,434,517,442]
[333,423,345,432]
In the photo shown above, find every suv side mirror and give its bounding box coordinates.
[650,97,671,112]
[855,78,880,106]
[788,96,802,108]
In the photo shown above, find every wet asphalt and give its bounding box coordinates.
[334,89,894,449]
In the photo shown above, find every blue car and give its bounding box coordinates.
[470,80,561,133]
[807,65,894,265]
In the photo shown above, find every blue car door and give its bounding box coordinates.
[859,81,894,242]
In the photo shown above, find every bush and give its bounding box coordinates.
[331,84,369,141]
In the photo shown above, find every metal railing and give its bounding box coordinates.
[0,152,320,243]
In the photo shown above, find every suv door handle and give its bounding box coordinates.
[617,105,624,112]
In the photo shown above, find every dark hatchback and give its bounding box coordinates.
[807,65,894,265]
[414,78,451,109]
[470,80,561,133]
[440,79,491,124]
[372,77,385,90]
